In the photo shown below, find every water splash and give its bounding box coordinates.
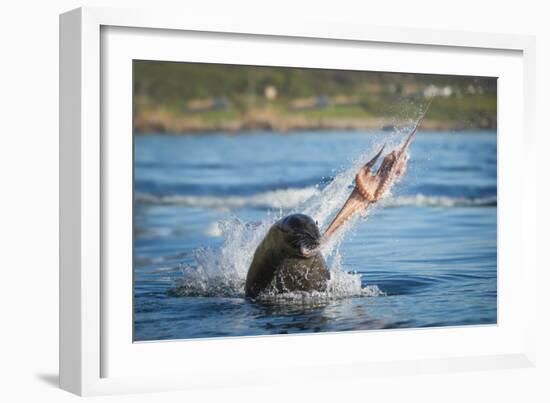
[169,134,416,301]
[172,176,378,297]
[169,217,275,297]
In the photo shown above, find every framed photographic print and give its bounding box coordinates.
[60,6,537,396]
[131,61,497,342]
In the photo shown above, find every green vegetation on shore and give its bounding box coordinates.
[133,61,497,134]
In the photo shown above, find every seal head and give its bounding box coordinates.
[245,214,329,298]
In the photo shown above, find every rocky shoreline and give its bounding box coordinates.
[134,111,489,134]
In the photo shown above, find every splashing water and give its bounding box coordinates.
[169,132,418,301]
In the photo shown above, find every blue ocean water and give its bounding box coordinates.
[133,130,497,341]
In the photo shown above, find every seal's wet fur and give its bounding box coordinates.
[245,214,329,298]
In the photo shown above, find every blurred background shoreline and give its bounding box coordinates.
[133,61,497,134]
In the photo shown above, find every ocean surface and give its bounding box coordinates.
[133,130,497,341]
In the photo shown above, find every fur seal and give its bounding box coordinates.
[245,214,329,298]
[245,100,431,299]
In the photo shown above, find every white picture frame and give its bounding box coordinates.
[59,6,537,396]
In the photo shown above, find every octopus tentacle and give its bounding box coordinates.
[322,97,433,242]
